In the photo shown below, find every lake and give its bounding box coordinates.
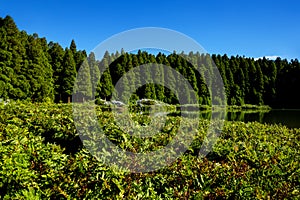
[139,109,300,129]
[225,109,300,129]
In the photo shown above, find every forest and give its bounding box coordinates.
[1,15,300,108]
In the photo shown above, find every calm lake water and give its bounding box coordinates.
[143,109,300,129]
[137,108,300,129]
[225,109,300,129]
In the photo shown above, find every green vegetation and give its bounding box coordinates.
[1,16,300,108]
[0,15,299,199]
[0,102,299,199]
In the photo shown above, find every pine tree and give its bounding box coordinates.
[114,74,131,103]
[74,59,92,101]
[61,48,77,103]
[99,69,113,100]
[153,64,165,102]
[247,60,257,104]
[255,62,264,105]
[70,39,77,55]
[25,35,54,101]
[88,52,100,97]
[48,42,65,102]
[0,16,30,100]
[0,17,12,100]
[143,84,156,99]
[235,67,246,105]
[164,60,178,104]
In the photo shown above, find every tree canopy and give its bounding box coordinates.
[1,15,300,108]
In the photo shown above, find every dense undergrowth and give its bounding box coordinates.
[0,102,299,199]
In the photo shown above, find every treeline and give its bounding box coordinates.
[0,16,88,102]
[1,15,300,108]
[97,51,300,108]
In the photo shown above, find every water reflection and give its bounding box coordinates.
[138,109,300,129]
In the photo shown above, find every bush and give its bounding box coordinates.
[0,103,299,198]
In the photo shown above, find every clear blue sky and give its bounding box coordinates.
[1,0,299,60]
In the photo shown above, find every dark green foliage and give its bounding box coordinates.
[61,48,77,103]
[74,59,92,100]
[48,42,65,102]
[0,16,85,103]
[0,16,29,100]
[88,52,100,97]
[96,53,113,100]
[25,35,54,101]
[1,15,300,108]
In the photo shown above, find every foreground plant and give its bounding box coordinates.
[0,103,299,199]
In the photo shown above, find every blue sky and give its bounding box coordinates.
[0,0,299,60]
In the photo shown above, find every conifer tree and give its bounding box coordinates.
[88,52,100,97]
[48,42,65,102]
[74,59,92,101]
[26,35,54,101]
[99,58,113,100]
[61,48,77,103]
